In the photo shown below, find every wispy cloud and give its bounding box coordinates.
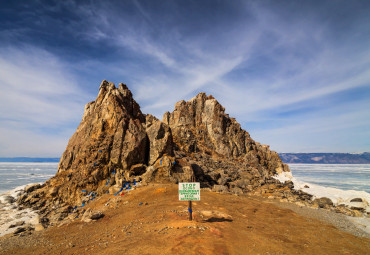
[0,46,91,156]
[253,104,370,153]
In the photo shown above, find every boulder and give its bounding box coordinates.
[230,187,243,195]
[199,210,233,222]
[3,195,15,204]
[350,206,365,213]
[90,212,105,220]
[141,155,177,184]
[108,185,123,195]
[284,181,294,189]
[9,221,25,228]
[213,185,228,193]
[34,224,44,231]
[13,227,26,235]
[313,197,334,208]
[81,208,105,222]
[25,183,43,193]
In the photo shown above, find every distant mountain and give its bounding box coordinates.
[0,157,60,163]
[279,152,370,164]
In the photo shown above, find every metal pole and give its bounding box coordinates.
[188,175,195,221]
[189,200,192,221]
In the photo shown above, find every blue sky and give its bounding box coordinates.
[0,0,369,157]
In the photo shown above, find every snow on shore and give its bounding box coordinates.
[274,172,370,211]
[0,184,40,237]
[274,171,370,234]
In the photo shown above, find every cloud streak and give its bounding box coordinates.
[0,0,369,155]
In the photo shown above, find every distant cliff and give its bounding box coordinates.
[279,152,370,164]
[0,157,60,163]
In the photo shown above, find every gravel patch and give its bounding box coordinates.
[269,199,370,239]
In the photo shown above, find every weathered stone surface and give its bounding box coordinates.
[350,198,363,203]
[146,114,173,165]
[141,155,176,184]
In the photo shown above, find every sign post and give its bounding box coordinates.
[179,182,200,221]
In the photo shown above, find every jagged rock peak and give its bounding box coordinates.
[93,80,143,120]
[99,80,130,93]
[99,79,115,90]
[44,81,155,206]
[166,91,289,176]
[165,91,246,156]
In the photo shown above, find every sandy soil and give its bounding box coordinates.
[0,184,369,255]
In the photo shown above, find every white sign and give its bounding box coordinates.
[179,182,200,201]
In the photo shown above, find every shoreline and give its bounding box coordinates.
[274,171,370,215]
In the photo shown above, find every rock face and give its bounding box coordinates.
[19,80,296,225]
[164,93,288,176]
[145,114,173,166]
[49,81,151,204]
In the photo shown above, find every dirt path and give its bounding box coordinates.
[0,184,369,255]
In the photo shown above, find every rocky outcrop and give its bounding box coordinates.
[163,92,290,194]
[19,81,175,212]
[164,93,288,174]
[19,80,298,226]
